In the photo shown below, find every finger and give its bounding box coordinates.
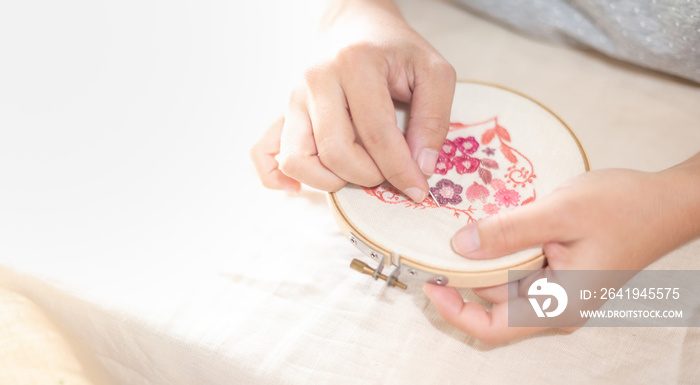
[471,282,510,304]
[405,59,456,176]
[475,270,552,304]
[250,117,302,192]
[343,66,428,203]
[305,74,384,187]
[424,283,549,345]
[277,94,346,192]
[451,196,568,259]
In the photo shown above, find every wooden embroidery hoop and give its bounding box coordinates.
[328,81,590,288]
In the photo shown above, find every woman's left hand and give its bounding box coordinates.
[424,156,700,345]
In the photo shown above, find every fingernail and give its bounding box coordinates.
[417,148,439,176]
[404,187,426,203]
[452,225,480,254]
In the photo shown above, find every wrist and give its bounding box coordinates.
[656,153,700,249]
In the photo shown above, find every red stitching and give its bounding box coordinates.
[362,117,537,221]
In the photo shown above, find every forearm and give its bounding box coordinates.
[318,0,403,35]
[655,151,700,255]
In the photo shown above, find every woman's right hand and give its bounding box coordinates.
[251,0,456,202]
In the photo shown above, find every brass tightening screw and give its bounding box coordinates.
[350,259,407,290]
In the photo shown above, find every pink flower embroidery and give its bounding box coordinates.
[454,136,479,155]
[440,140,458,158]
[490,179,506,191]
[453,155,480,174]
[483,203,500,215]
[435,156,453,175]
[435,136,482,175]
[430,179,463,206]
[466,182,489,203]
[367,119,537,223]
[494,189,521,207]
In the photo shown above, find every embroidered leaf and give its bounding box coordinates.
[496,125,511,142]
[481,158,499,170]
[478,167,492,185]
[501,145,518,164]
[522,196,536,205]
[481,128,495,145]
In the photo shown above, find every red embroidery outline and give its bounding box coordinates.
[363,184,477,221]
[472,117,537,188]
[363,117,537,221]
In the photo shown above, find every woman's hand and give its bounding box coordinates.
[251,0,456,201]
[424,155,700,344]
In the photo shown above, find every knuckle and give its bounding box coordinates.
[363,173,385,188]
[548,195,579,233]
[490,213,518,251]
[335,42,377,67]
[360,124,393,147]
[316,138,347,169]
[415,115,448,137]
[317,138,384,187]
[443,61,457,82]
[381,167,412,188]
[287,87,306,106]
[327,179,347,193]
[277,152,303,177]
[430,57,456,81]
[420,55,456,82]
[301,65,326,89]
[352,168,385,188]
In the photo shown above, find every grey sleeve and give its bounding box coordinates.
[452,0,700,83]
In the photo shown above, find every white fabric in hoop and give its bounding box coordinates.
[334,82,588,273]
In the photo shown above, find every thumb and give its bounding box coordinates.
[405,60,456,176]
[451,197,564,259]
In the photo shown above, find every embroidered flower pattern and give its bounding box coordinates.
[441,140,458,158]
[430,179,463,205]
[435,136,481,175]
[494,188,521,207]
[466,182,489,203]
[483,203,500,215]
[490,179,506,191]
[453,156,481,174]
[454,136,479,154]
[364,117,536,222]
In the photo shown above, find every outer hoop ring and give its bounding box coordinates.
[328,80,590,288]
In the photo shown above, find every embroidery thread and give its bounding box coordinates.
[363,117,537,222]
[364,183,476,220]
[430,179,464,206]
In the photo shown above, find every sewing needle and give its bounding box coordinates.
[428,190,440,207]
